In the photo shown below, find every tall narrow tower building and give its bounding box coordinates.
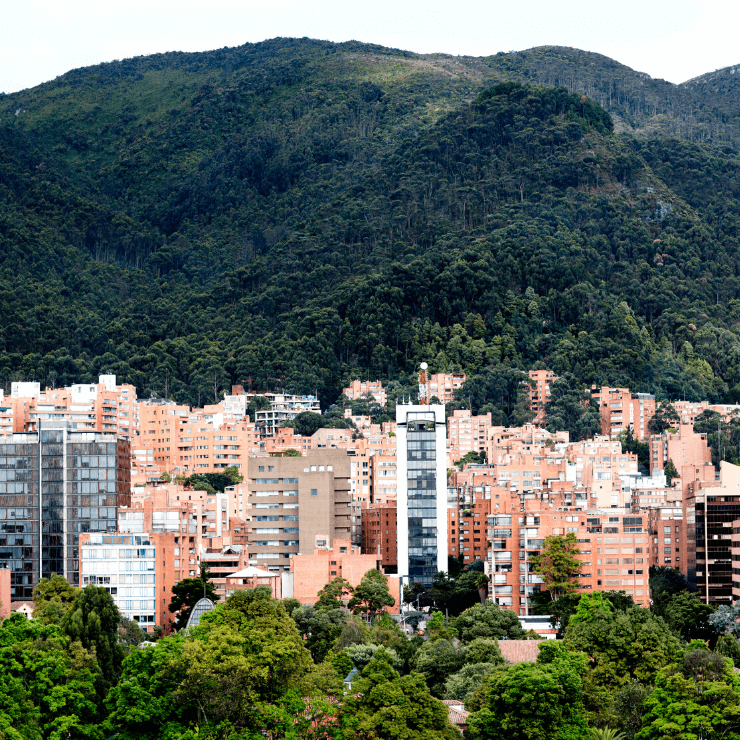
[396,403,448,585]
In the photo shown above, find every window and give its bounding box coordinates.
[311,488,318,496]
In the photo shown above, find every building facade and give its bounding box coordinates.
[0,422,131,600]
[396,404,448,586]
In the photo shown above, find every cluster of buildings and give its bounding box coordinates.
[4,369,740,631]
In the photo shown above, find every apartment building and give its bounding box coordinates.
[7,376,138,441]
[246,450,352,573]
[686,461,740,604]
[79,530,183,632]
[428,373,466,404]
[649,424,712,475]
[590,387,656,441]
[0,422,131,600]
[343,380,387,407]
[397,403,448,586]
[673,401,740,426]
[485,491,651,613]
[448,410,493,464]
[527,370,558,426]
[447,468,498,566]
[361,501,398,572]
[254,393,321,436]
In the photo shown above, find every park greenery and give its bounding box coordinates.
[7,560,740,738]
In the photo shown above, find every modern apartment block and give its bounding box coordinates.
[590,387,656,441]
[649,424,713,475]
[343,380,387,407]
[254,393,321,436]
[6,376,138,441]
[527,370,558,426]
[79,532,162,630]
[687,461,740,604]
[396,403,448,586]
[0,422,131,600]
[247,449,352,572]
[448,410,493,464]
[428,373,466,404]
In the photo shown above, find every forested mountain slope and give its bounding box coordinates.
[2,38,740,408]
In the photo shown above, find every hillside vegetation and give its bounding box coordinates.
[2,38,740,408]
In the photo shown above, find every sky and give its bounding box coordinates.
[1,0,738,94]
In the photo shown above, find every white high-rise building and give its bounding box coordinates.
[396,403,448,585]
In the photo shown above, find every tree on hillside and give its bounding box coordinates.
[32,573,78,624]
[530,533,582,600]
[281,411,353,437]
[545,374,601,441]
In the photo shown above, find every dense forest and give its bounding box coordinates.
[3,38,740,411]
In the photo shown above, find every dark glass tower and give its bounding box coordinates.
[0,422,130,599]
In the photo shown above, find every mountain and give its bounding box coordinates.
[2,38,740,412]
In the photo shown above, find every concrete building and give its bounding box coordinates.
[428,373,466,405]
[0,568,10,619]
[254,393,321,436]
[246,450,352,573]
[590,387,655,441]
[448,410,493,465]
[7,375,138,441]
[343,380,387,407]
[361,501,398,572]
[0,422,131,600]
[650,425,712,475]
[396,403,448,586]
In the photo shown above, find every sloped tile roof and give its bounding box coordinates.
[498,640,544,664]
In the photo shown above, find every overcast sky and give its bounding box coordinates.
[1,0,737,94]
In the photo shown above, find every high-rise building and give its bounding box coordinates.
[396,404,448,586]
[0,421,131,600]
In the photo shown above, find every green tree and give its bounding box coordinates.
[247,395,271,422]
[0,613,101,740]
[61,584,125,691]
[31,573,78,625]
[570,591,614,625]
[345,642,402,672]
[637,649,740,740]
[617,427,649,470]
[445,663,502,707]
[647,401,680,435]
[343,651,460,739]
[663,458,680,485]
[467,650,589,740]
[291,605,347,662]
[348,569,395,619]
[659,591,714,642]
[464,638,505,666]
[717,634,740,668]
[546,374,602,442]
[315,576,354,610]
[412,639,467,697]
[452,600,525,642]
[530,533,583,599]
[610,681,653,740]
[223,465,244,483]
[564,608,683,693]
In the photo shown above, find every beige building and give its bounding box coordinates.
[247,450,352,573]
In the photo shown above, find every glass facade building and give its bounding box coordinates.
[397,404,447,586]
[0,422,130,599]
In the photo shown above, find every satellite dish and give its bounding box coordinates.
[420,362,428,370]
